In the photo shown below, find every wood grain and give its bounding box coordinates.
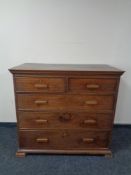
[17,94,114,111]
[9,63,124,157]
[19,130,110,150]
[69,78,117,93]
[15,77,65,93]
[18,112,113,130]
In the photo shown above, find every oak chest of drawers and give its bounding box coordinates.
[9,63,124,157]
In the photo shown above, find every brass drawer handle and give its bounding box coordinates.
[83,119,96,124]
[83,138,94,143]
[36,138,49,143]
[86,84,100,89]
[34,84,48,89]
[85,100,98,105]
[35,119,48,124]
[35,100,48,105]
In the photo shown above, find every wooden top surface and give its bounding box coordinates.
[9,63,124,74]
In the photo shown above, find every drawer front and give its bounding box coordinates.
[18,112,113,130]
[69,78,117,93]
[19,130,110,149]
[15,77,65,92]
[17,94,114,111]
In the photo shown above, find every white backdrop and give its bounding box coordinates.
[0,0,131,123]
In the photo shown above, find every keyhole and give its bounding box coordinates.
[62,132,68,137]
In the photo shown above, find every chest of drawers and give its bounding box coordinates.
[9,63,124,157]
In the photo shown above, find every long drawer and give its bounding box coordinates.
[18,111,113,130]
[17,94,114,111]
[19,130,110,149]
[15,77,65,93]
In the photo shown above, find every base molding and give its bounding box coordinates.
[0,122,131,128]
[16,149,112,158]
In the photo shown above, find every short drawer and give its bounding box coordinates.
[15,77,65,93]
[19,130,110,150]
[69,78,117,93]
[17,94,114,111]
[18,111,113,130]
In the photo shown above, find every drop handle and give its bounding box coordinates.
[34,84,48,89]
[86,84,100,89]
[36,138,49,143]
[35,100,48,105]
[85,100,98,105]
[83,119,97,124]
[82,138,95,143]
[35,119,48,124]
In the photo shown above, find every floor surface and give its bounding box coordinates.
[0,126,131,175]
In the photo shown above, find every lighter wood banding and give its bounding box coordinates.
[36,138,49,143]
[86,84,100,89]
[34,84,48,89]
[35,100,48,105]
[35,119,48,123]
[85,100,98,105]
[83,119,97,124]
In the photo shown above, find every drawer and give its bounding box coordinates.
[18,111,113,130]
[17,94,114,111]
[15,77,65,93]
[69,78,117,93]
[19,130,110,149]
